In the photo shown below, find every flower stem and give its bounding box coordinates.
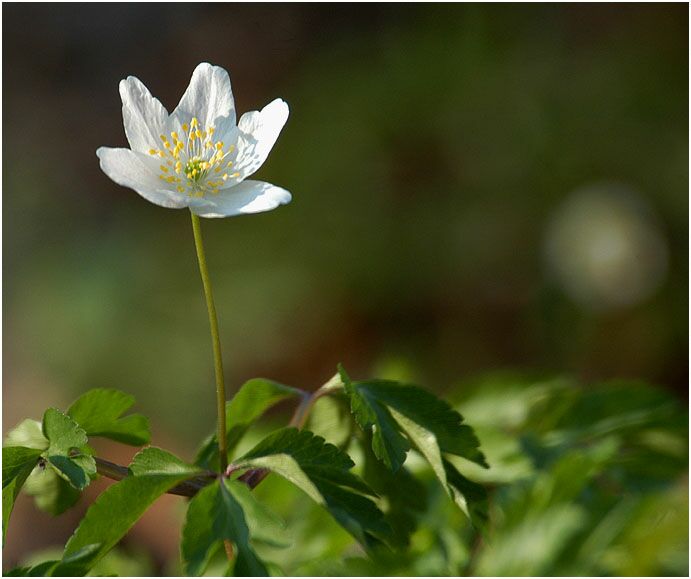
[190,211,228,473]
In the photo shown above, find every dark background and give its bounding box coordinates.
[3,2,688,568]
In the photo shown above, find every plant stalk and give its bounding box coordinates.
[190,211,228,473]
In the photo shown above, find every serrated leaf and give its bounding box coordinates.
[181,479,269,577]
[2,446,43,543]
[62,447,202,571]
[234,428,388,548]
[41,408,96,491]
[195,378,302,470]
[67,388,150,446]
[342,372,488,470]
[42,408,89,454]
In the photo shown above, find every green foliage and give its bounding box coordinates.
[339,365,488,530]
[62,448,203,573]
[181,479,269,576]
[4,370,686,577]
[195,378,302,470]
[234,428,389,548]
[2,446,43,543]
[41,409,96,491]
[67,388,150,446]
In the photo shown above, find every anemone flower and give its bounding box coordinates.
[97,62,291,218]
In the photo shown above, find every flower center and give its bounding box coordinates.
[148,117,239,197]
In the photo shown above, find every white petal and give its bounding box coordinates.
[189,180,291,218]
[96,147,189,209]
[119,76,169,153]
[171,63,236,132]
[229,98,289,181]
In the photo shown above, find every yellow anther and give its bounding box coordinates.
[215,142,224,150]
[160,134,168,142]
[166,176,176,183]
[158,175,165,180]
[226,161,233,167]
[222,173,228,180]
[195,129,202,138]
[231,172,240,178]
[158,151,165,158]
[228,145,235,153]
[160,165,168,173]
[191,117,198,128]
[148,148,157,155]
[201,131,207,139]
[214,166,222,173]
[171,132,179,141]
[209,127,215,135]
[182,123,189,132]
[177,185,185,192]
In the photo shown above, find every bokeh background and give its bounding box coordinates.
[3,2,688,574]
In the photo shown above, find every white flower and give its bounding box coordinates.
[97,63,291,218]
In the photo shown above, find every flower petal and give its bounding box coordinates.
[119,76,169,153]
[229,98,289,181]
[189,180,291,218]
[96,147,188,209]
[171,62,236,132]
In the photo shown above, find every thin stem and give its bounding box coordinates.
[94,457,213,497]
[190,211,228,473]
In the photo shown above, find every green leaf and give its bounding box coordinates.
[361,436,427,548]
[67,388,150,446]
[443,459,489,531]
[182,479,269,577]
[195,378,302,469]
[2,446,43,543]
[62,447,203,571]
[341,371,488,470]
[228,480,291,548]
[41,408,96,491]
[235,428,389,548]
[6,544,102,577]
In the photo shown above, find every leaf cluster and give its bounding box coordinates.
[3,367,489,576]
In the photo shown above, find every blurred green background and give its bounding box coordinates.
[3,3,688,574]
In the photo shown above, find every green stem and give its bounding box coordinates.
[190,211,228,472]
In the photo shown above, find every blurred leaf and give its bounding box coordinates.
[361,437,427,548]
[235,428,388,548]
[5,543,102,577]
[23,466,81,516]
[475,504,586,576]
[305,393,353,448]
[196,378,302,470]
[62,447,203,571]
[181,479,269,577]
[3,419,49,450]
[2,446,43,543]
[67,388,150,446]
